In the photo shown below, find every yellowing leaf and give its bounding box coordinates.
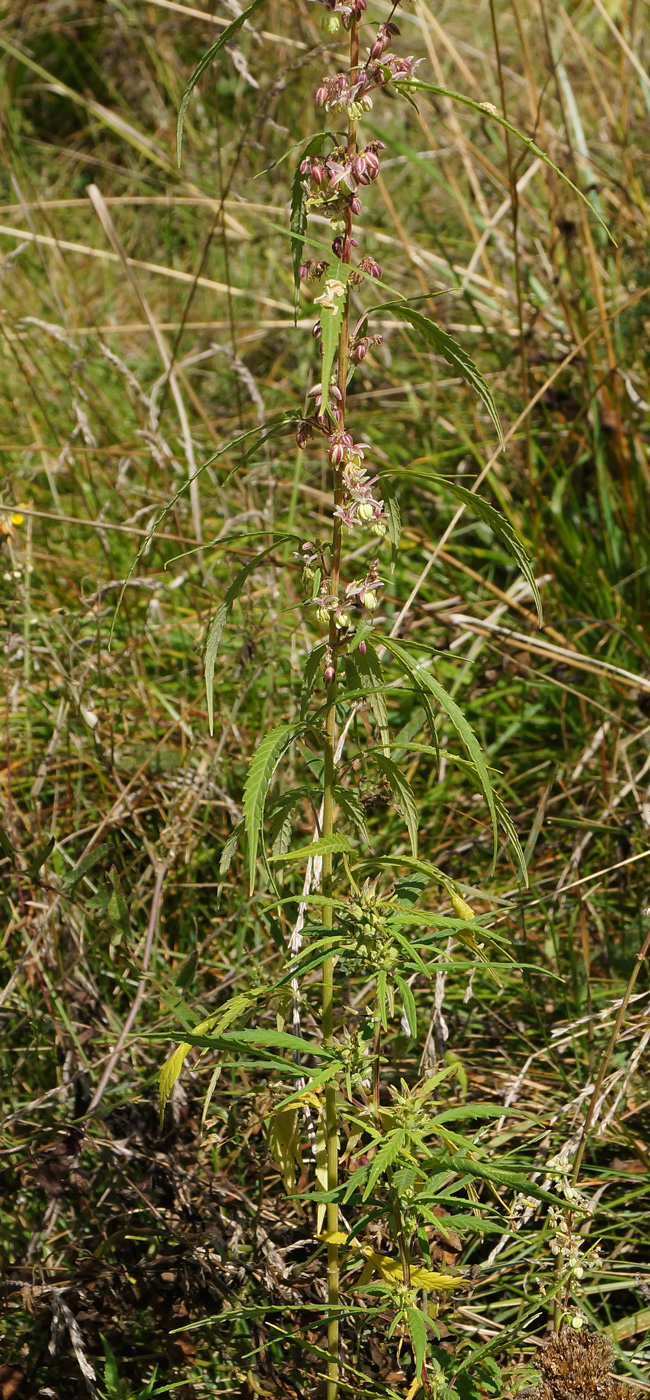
[356,1247,468,1292]
[267,1103,302,1192]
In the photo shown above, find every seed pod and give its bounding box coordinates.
[316,605,331,626]
[451,891,475,921]
[369,519,387,537]
[357,501,375,523]
[362,590,378,610]
[337,610,351,629]
[369,37,388,61]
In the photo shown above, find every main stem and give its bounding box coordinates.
[322,23,359,1399]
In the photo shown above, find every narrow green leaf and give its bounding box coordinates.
[396,975,417,1038]
[300,643,327,719]
[354,642,390,753]
[372,301,504,446]
[398,80,615,245]
[0,827,14,860]
[383,478,401,574]
[376,968,388,1031]
[363,1128,406,1199]
[65,842,110,889]
[243,722,300,892]
[375,753,418,858]
[433,1152,566,1204]
[269,832,355,862]
[319,261,346,416]
[406,1307,428,1377]
[386,470,541,624]
[28,836,55,878]
[446,753,527,884]
[382,638,498,858]
[335,786,370,846]
[219,820,243,876]
[177,0,267,165]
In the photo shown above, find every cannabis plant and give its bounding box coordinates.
[156,1,609,1392]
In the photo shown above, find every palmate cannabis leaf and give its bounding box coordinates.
[372,301,504,447]
[176,0,268,165]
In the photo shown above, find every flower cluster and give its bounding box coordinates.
[333,442,387,536]
[343,558,382,613]
[299,142,386,243]
[316,54,420,117]
[315,0,367,31]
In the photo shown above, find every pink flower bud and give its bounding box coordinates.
[300,158,311,175]
[358,639,367,655]
[353,154,367,180]
[352,341,368,363]
[299,263,309,280]
[312,320,322,338]
[329,441,345,466]
[324,666,337,685]
[350,195,362,215]
[331,384,343,401]
[331,236,344,257]
[316,86,328,107]
[365,151,380,179]
[312,163,325,186]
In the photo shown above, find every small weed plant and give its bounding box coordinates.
[153,1,622,1393]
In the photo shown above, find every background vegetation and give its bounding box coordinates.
[1,0,650,1396]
